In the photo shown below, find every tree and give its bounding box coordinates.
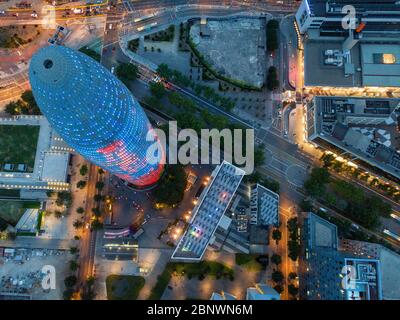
[54,210,63,219]
[289,272,298,280]
[267,66,279,91]
[79,47,101,62]
[153,165,187,208]
[94,194,103,202]
[56,191,72,208]
[0,221,8,232]
[273,285,284,294]
[260,177,280,194]
[288,240,300,261]
[304,167,330,197]
[143,95,163,110]
[98,168,105,175]
[300,199,313,212]
[271,254,282,266]
[82,276,96,300]
[76,180,86,189]
[266,19,279,52]
[149,81,166,99]
[92,207,101,217]
[80,165,88,176]
[64,275,77,288]
[73,219,84,229]
[272,270,284,283]
[4,90,40,115]
[157,63,171,79]
[254,146,266,167]
[272,229,282,243]
[5,101,23,115]
[76,207,85,214]
[95,181,104,191]
[91,219,103,230]
[70,246,79,255]
[321,153,336,168]
[21,90,39,113]
[63,289,74,300]
[116,63,138,85]
[288,284,299,297]
[69,260,79,272]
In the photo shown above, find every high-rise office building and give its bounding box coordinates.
[29,45,164,188]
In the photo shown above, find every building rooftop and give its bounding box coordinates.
[302,213,384,300]
[250,184,279,226]
[340,239,400,300]
[0,116,70,191]
[210,291,237,300]
[41,152,70,182]
[172,161,245,261]
[246,284,280,300]
[304,41,400,88]
[305,211,338,250]
[361,44,400,87]
[306,96,400,179]
[344,258,382,300]
[305,0,400,18]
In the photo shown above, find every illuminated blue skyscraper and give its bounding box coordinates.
[29,45,164,188]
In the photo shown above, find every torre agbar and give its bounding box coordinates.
[29,45,165,188]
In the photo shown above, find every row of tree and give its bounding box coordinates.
[5,90,40,116]
[304,167,391,230]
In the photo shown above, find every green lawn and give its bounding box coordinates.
[0,125,40,172]
[79,47,101,62]
[0,200,40,226]
[106,275,145,300]
[149,261,234,300]
[235,253,264,272]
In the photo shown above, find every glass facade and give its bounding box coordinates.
[29,45,164,187]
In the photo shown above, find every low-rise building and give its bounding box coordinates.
[246,284,280,300]
[250,184,279,226]
[172,161,245,261]
[296,0,400,37]
[0,116,72,193]
[306,96,400,180]
[210,291,237,300]
[301,213,383,300]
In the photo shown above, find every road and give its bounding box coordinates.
[76,2,123,297]
[2,0,399,299]
[77,163,99,292]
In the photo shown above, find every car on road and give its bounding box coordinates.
[0,10,5,15]
[351,223,360,230]
[72,8,83,14]
[390,213,400,223]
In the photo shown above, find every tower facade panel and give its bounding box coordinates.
[29,46,164,187]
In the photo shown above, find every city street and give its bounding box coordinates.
[1,0,400,302]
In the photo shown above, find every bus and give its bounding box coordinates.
[383,229,400,242]
[390,213,400,224]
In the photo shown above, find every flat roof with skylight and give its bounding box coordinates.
[172,161,245,261]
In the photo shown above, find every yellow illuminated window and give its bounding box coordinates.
[382,54,396,64]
